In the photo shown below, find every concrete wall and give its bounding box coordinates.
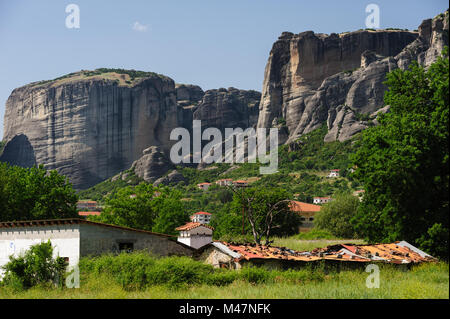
[79,224,193,257]
[0,225,81,276]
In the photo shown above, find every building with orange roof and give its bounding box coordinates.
[78,211,101,217]
[197,240,436,269]
[76,200,100,211]
[289,200,321,232]
[232,180,249,187]
[176,222,214,249]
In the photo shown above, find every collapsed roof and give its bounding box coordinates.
[211,241,436,264]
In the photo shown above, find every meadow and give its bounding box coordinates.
[0,238,448,299]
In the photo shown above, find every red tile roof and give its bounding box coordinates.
[175,222,214,231]
[289,201,321,213]
[193,212,212,215]
[78,211,101,216]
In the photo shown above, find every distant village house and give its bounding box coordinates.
[190,212,212,224]
[215,179,233,187]
[313,197,332,205]
[176,222,214,249]
[197,182,212,191]
[289,201,321,232]
[327,169,340,178]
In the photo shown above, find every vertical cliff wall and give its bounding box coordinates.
[257,11,449,143]
[1,72,181,189]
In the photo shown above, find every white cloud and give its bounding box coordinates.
[132,21,149,32]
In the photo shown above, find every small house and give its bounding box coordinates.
[197,182,211,191]
[233,180,249,188]
[216,179,233,187]
[176,222,214,249]
[0,218,194,277]
[313,197,332,205]
[76,200,99,211]
[289,201,321,232]
[197,241,436,270]
[190,212,212,224]
[78,211,101,217]
[327,169,340,178]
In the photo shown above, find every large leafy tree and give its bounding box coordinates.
[351,49,449,258]
[0,163,78,221]
[90,183,189,234]
[212,187,300,244]
[314,193,360,239]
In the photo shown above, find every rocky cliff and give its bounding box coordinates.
[1,70,182,189]
[1,70,261,189]
[257,11,449,143]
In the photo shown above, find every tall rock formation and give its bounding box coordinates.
[1,70,181,189]
[1,70,261,189]
[257,11,449,143]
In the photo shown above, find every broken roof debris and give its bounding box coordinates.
[213,241,436,264]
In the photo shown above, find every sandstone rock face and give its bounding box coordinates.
[258,11,449,143]
[131,146,174,183]
[193,87,261,133]
[1,71,181,189]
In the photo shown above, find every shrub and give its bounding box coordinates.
[80,253,214,289]
[146,256,213,287]
[239,266,270,284]
[1,241,67,290]
[205,270,238,286]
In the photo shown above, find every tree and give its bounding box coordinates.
[351,48,449,258]
[314,193,360,238]
[89,183,158,231]
[152,189,190,235]
[90,183,189,234]
[1,241,67,290]
[0,163,78,222]
[223,187,300,244]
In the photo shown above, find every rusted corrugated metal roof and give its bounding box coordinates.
[219,241,436,264]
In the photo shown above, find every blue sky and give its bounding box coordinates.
[0,0,448,140]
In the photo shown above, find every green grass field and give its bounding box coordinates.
[1,237,448,300]
[0,262,447,299]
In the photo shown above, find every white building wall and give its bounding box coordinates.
[0,225,81,277]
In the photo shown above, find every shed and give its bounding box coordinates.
[0,218,194,276]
